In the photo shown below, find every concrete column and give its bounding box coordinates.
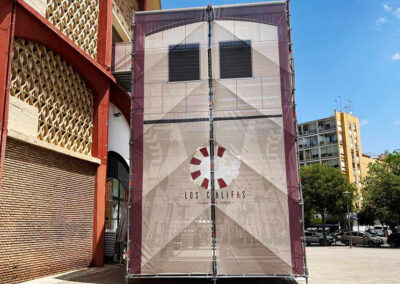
[92,0,113,267]
[0,0,15,186]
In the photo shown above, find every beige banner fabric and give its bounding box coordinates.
[141,121,213,274]
[211,19,292,274]
[132,2,302,276]
[214,117,292,275]
[141,20,213,274]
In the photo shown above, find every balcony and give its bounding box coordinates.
[304,154,320,161]
[299,142,319,149]
[319,140,337,146]
[320,152,339,159]
[318,126,336,133]
[302,129,318,136]
[112,42,131,92]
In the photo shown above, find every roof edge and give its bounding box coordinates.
[135,1,287,15]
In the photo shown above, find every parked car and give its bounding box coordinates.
[365,228,379,236]
[306,227,318,232]
[305,231,334,246]
[374,225,392,237]
[306,227,331,233]
[387,233,400,248]
[341,231,384,247]
[332,230,346,243]
[373,226,385,236]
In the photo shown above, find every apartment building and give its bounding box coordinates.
[0,1,160,283]
[298,111,375,207]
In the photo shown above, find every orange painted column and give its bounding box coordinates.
[92,0,113,267]
[91,83,110,267]
[0,0,15,186]
[97,0,113,67]
[139,0,146,11]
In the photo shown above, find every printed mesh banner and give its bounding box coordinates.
[130,2,304,277]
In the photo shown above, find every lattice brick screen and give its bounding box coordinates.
[46,0,99,59]
[113,0,138,36]
[10,39,94,156]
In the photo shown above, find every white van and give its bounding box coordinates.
[374,225,392,236]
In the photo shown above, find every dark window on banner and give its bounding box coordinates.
[219,40,252,79]
[169,43,200,82]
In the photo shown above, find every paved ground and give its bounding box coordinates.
[23,266,297,284]
[306,245,400,284]
[23,266,298,284]
[23,246,400,284]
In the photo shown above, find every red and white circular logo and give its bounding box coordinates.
[190,146,241,189]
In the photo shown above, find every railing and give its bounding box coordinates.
[302,129,318,135]
[319,141,337,146]
[304,154,320,161]
[318,126,336,133]
[299,143,318,149]
[320,152,338,158]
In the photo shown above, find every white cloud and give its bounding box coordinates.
[375,16,387,26]
[395,121,400,125]
[395,8,400,17]
[360,120,369,126]
[392,53,400,60]
[383,4,392,12]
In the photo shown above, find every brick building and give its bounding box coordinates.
[0,0,160,283]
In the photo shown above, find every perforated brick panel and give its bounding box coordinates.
[10,39,94,156]
[0,138,97,284]
[113,0,138,37]
[46,0,99,59]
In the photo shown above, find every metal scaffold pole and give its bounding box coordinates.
[206,4,217,283]
[287,0,309,282]
[126,11,135,284]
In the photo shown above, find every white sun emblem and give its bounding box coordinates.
[190,146,241,189]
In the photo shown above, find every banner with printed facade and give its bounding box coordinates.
[129,2,304,277]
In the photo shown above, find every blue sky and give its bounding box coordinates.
[164,0,400,154]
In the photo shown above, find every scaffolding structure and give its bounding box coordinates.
[287,0,309,281]
[127,1,308,282]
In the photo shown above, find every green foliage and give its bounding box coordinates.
[311,217,322,227]
[357,205,376,226]
[301,163,356,239]
[362,151,400,228]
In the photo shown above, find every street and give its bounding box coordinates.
[23,246,400,284]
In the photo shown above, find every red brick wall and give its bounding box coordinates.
[0,138,97,283]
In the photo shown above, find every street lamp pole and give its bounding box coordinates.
[344,191,352,249]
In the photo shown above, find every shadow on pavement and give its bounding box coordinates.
[131,279,297,284]
[56,265,298,284]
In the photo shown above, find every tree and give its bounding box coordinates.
[362,151,400,228]
[301,164,356,242]
[357,205,376,226]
